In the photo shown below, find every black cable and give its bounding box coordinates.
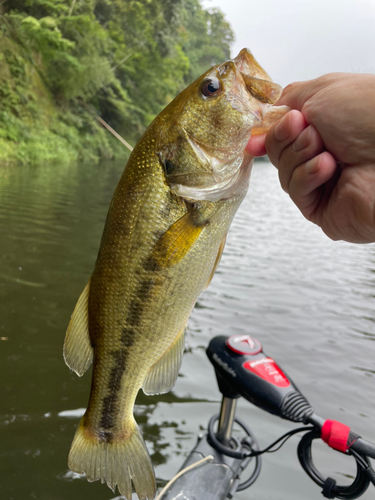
[207,414,315,459]
[207,414,261,489]
[250,426,316,456]
[350,449,375,487]
[236,435,262,491]
[208,416,375,498]
[297,429,373,499]
[208,414,253,459]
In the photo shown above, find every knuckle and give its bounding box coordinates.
[301,99,315,122]
[283,82,300,93]
[309,125,324,150]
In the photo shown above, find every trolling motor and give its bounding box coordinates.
[158,335,375,500]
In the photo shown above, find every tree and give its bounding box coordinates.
[0,0,234,163]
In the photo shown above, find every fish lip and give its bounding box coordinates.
[231,48,283,105]
[231,48,272,80]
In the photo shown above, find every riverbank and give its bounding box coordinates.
[0,1,233,166]
[0,36,129,166]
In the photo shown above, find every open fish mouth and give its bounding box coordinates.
[228,48,285,123]
[165,129,250,202]
[170,152,253,202]
[184,128,247,178]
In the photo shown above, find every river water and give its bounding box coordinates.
[0,159,374,500]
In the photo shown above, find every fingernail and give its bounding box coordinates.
[305,156,320,174]
[274,115,290,142]
[293,126,311,152]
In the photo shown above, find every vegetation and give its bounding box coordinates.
[0,0,234,165]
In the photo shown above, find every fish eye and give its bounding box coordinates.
[201,78,222,98]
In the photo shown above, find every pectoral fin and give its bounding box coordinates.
[149,210,205,269]
[203,235,226,291]
[142,328,185,395]
[63,280,93,377]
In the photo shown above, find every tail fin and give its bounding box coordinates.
[68,418,156,500]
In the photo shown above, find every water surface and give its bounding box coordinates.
[0,160,374,500]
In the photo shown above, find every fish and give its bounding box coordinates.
[63,48,289,500]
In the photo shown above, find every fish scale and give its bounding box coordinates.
[63,48,289,500]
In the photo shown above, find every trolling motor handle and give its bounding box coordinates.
[207,335,375,458]
[206,335,375,500]
[206,335,314,423]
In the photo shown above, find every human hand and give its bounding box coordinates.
[246,73,375,243]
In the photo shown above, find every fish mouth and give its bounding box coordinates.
[230,48,284,114]
[229,49,290,136]
[232,48,273,80]
[166,132,247,201]
[241,73,283,105]
[184,128,246,172]
[232,48,283,105]
[168,121,254,203]
[170,152,253,202]
[175,129,248,193]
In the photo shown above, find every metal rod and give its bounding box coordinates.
[217,397,237,446]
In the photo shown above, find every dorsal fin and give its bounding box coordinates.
[63,280,93,377]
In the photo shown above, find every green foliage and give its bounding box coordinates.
[0,0,234,165]
[180,0,234,83]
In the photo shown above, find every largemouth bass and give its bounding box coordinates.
[63,48,288,500]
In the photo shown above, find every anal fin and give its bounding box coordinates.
[142,328,185,395]
[63,280,93,377]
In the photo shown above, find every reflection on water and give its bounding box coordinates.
[0,160,374,500]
